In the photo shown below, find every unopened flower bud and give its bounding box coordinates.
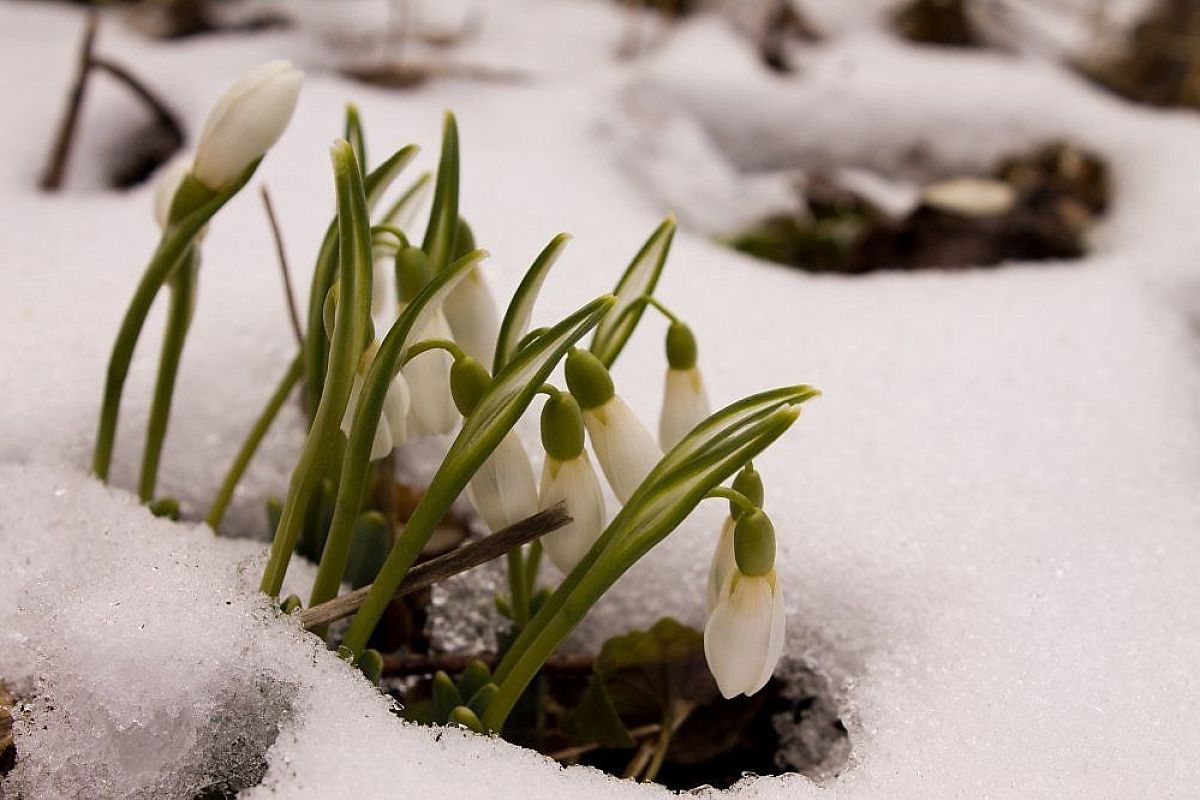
[193,60,303,190]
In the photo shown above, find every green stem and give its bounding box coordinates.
[371,223,409,244]
[402,337,465,365]
[205,354,302,530]
[705,486,757,516]
[524,539,543,598]
[137,251,198,502]
[642,722,672,783]
[507,547,529,627]
[92,168,254,480]
[261,143,373,597]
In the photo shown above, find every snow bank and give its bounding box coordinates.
[2,0,1199,797]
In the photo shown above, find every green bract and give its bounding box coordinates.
[493,233,571,373]
[590,217,676,368]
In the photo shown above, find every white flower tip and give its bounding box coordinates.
[192,60,304,190]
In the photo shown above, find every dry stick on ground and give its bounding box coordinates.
[260,186,304,347]
[40,11,98,190]
[40,12,184,191]
[297,503,570,630]
[549,723,663,763]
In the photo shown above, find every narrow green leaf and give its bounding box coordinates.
[260,140,374,597]
[421,112,460,273]
[493,233,571,374]
[345,103,367,172]
[377,171,432,230]
[589,217,676,367]
[308,248,489,612]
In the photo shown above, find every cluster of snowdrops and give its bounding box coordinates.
[90,61,818,734]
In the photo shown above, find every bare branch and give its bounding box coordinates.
[260,186,304,346]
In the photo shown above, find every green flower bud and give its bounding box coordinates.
[466,683,499,717]
[730,463,764,520]
[564,348,615,410]
[733,508,775,577]
[359,648,384,686]
[541,392,585,461]
[395,245,435,302]
[450,357,491,416]
[449,705,484,732]
[453,217,476,261]
[665,321,698,370]
[456,660,492,704]
[433,670,462,723]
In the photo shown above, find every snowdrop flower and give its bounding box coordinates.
[704,508,785,699]
[564,348,661,505]
[538,392,606,573]
[451,358,539,532]
[192,60,303,191]
[706,463,764,612]
[442,220,499,364]
[659,321,711,451]
[396,245,460,436]
[341,340,411,461]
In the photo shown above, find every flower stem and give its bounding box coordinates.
[92,169,246,480]
[137,251,198,503]
[507,547,530,627]
[705,486,758,516]
[205,354,302,530]
[402,337,465,365]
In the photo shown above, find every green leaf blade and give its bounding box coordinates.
[589,217,676,367]
[493,232,571,374]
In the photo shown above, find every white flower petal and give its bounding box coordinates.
[371,251,396,319]
[706,516,736,614]
[703,572,784,698]
[402,310,459,436]
[583,395,662,504]
[193,60,302,190]
[442,267,499,365]
[382,373,411,446]
[467,432,539,533]
[539,453,606,573]
[659,367,711,451]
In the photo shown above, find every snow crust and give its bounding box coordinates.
[2,0,1199,797]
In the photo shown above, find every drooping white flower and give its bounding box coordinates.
[564,348,662,505]
[341,343,411,461]
[193,60,303,190]
[442,266,499,365]
[539,452,606,573]
[703,569,786,699]
[581,395,661,505]
[705,516,736,613]
[401,307,459,436]
[660,366,711,451]
[658,321,710,450]
[467,431,539,533]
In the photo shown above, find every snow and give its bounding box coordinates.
[2,0,1200,797]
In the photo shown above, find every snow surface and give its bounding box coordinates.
[2,0,1200,797]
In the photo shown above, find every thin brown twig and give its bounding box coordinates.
[260,186,304,347]
[297,503,570,630]
[40,11,99,190]
[90,58,184,145]
[548,723,662,762]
